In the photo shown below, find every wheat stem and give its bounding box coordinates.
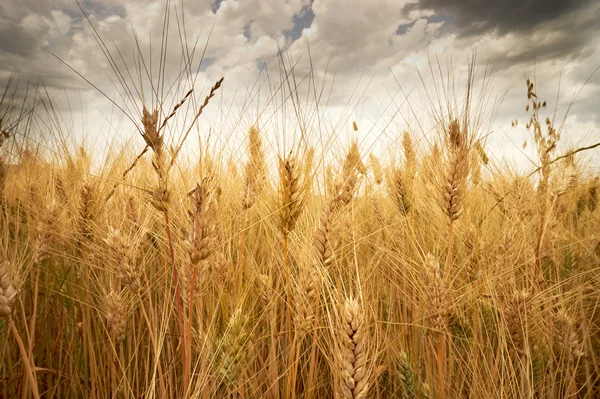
[9,318,40,399]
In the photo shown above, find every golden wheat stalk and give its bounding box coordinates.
[369,154,383,185]
[333,141,364,206]
[182,178,218,308]
[397,351,417,399]
[218,308,248,390]
[423,254,448,333]
[78,182,96,241]
[553,308,584,360]
[387,166,411,214]
[103,289,128,343]
[278,152,307,236]
[33,199,60,265]
[242,126,267,209]
[315,200,335,267]
[294,265,320,338]
[443,120,468,222]
[105,226,140,293]
[142,107,171,213]
[336,297,370,399]
[0,259,18,318]
[504,289,532,355]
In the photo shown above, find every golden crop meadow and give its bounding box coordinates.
[0,51,599,399]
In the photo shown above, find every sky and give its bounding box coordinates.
[0,0,599,171]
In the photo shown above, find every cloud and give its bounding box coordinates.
[406,0,595,37]
[0,0,597,163]
[402,0,600,69]
[0,0,128,90]
[285,0,437,80]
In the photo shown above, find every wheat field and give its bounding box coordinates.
[0,55,599,399]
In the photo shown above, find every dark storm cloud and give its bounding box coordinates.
[406,0,595,37]
[403,0,600,68]
[486,11,600,70]
[0,22,39,57]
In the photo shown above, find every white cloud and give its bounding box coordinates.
[51,10,71,35]
[288,0,419,73]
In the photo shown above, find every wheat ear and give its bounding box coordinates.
[294,265,320,337]
[397,351,417,399]
[103,289,128,343]
[504,289,532,355]
[278,152,307,236]
[242,125,267,209]
[0,259,18,318]
[336,297,370,399]
[105,226,140,293]
[553,308,584,359]
[423,254,448,333]
[182,178,218,308]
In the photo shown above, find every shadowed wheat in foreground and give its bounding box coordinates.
[0,68,599,399]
